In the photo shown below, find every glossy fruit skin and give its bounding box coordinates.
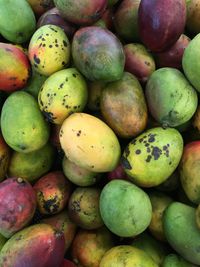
[138,0,186,52]
[122,127,183,187]
[0,224,65,267]
[71,227,114,267]
[72,26,125,82]
[54,0,107,25]
[0,43,31,92]
[28,25,70,76]
[0,177,36,238]
[99,180,152,237]
[28,0,54,16]
[34,171,71,215]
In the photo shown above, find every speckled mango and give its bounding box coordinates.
[0,223,65,267]
[62,156,101,186]
[68,187,104,230]
[38,68,88,124]
[28,24,70,76]
[8,143,54,183]
[121,127,183,187]
[0,43,31,92]
[100,72,148,138]
[34,171,71,215]
[146,68,198,127]
[1,91,50,153]
[59,113,121,172]
[100,246,159,267]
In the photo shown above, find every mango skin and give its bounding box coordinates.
[0,224,65,267]
[8,143,54,183]
[0,133,10,182]
[100,245,158,267]
[28,25,70,76]
[28,0,54,16]
[148,191,173,241]
[72,227,114,267]
[72,26,125,82]
[1,91,50,153]
[163,202,200,265]
[146,68,198,127]
[59,113,121,172]
[186,0,200,34]
[0,43,31,92]
[0,0,36,43]
[182,33,200,92]
[122,127,183,187]
[179,141,200,204]
[68,187,104,230]
[0,177,36,238]
[62,156,100,186]
[38,68,88,124]
[100,72,148,138]
[100,180,152,237]
[34,171,71,215]
[42,210,77,252]
[162,254,197,267]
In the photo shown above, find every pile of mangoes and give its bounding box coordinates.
[0,0,200,266]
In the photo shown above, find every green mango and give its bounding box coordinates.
[162,254,197,267]
[163,202,200,265]
[8,143,54,183]
[1,91,50,153]
[0,0,36,43]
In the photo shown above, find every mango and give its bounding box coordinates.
[8,143,54,183]
[72,227,114,267]
[0,177,36,238]
[131,232,168,266]
[38,68,88,124]
[179,141,200,204]
[1,91,50,153]
[145,68,198,127]
[54,0,107,25]
[68,187,104,230]
[42,210,77,252]
[87,81,106,111]
[28,24,70,76]
[0,133,10,182]
[138,0,186,52]
[182,33,200,92]
[28,0,54,16]
[100,180,152,237]
[34,171,71,215]
[0,224,65,267]
[72,26,125,82]
[122,127,183,187]
[148,191,173,241]
[100,72,148,138]
[100,245,159,267]
[62,156,101,186]
[186,0,200,34]
[163,202,200,265]
[0,43,31,92]
[162,253,198,267]
[0,0,36,43]
[59,113,121,172]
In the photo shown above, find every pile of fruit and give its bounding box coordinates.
[1,0,200,266]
